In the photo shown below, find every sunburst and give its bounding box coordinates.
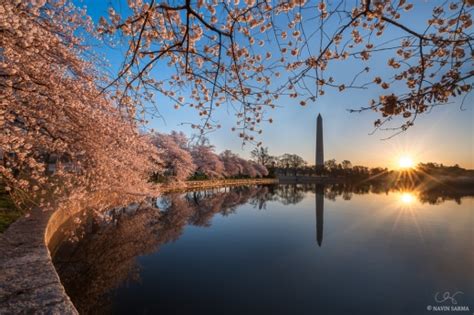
[398,156,415,169]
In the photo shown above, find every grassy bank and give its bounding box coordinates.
[0,184,21,233]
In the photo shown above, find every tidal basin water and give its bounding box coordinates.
[52,184,474,315]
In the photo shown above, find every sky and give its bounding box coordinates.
[78,0,474,169]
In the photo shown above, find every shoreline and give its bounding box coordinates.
[160,178,278,193]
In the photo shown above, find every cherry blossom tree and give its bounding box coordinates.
[191,144,224,178]
[219,150,268,178]
[219,150,242,177]
[1,1,160,210]
[169,131,190,150]
[239,159,257,178]
[252,162,269,177]
[98,0,472,142]
[150,132,196,181]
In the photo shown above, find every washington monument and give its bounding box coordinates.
[316,114,324,167]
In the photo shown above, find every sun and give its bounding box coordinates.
[398,156,414,169]
[400,192,415,204]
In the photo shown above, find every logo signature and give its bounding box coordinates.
[434,291,464,305]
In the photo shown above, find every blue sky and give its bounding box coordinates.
[78,0,473,169]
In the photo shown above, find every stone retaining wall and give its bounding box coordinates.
[0,207,78,314]
[0,178,278,314]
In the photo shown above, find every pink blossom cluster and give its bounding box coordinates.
[1,1,161,210]
[150,133,268,181]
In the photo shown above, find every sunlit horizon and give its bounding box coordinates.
[398,156,415,170]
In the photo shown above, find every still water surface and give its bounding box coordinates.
[52,184,474,315]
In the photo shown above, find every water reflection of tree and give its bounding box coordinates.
[52,207,162,314]
[53,183,473,314]
[248,186,276,210]
[416,186,471,205]
[272,182,473,205]
[275,184,306,205]
[53,186,272,314]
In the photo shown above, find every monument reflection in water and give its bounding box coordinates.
[52,183,474,315]
[316,184,324,247]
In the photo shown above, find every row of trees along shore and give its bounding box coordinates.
[1,1,472,212]
[150,132,268,182]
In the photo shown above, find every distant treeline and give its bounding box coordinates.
[250,147,473,184]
